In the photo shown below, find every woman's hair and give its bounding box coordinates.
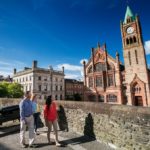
[46,95,52,109]
[31,94,36,101]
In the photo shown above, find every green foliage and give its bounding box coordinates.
[0,82,23,98]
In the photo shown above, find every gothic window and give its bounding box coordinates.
[98,95,104,102]
[108,75,114,86]
[95,63,106,72]
[89,77,93,88]
[107,94,117,102]
[132,83,141,93]
[96,76,103,87]
[130,37,133,44]
[88,66,93,73]
[135,50,138,64]
[128,51,131,65]
[126,38,129,45]
[133,36,137,43]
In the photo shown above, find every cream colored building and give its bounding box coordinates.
[13,61,65,100]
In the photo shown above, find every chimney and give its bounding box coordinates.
[62,66,64,74]
[32,60,38,69]
[14,68,17,74]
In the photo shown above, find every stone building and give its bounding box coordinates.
[13,60,65,100]
[83,6,150,107]
[65,79,84,100]
[0,75,12,83]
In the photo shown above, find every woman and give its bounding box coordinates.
[44,95,61,146]
[31,94,40,135]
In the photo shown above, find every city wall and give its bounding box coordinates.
[0,98,150,150]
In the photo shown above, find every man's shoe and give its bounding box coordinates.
[20,144,27,148]
[29,144,38,148]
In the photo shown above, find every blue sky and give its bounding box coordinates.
[0,0,150,79]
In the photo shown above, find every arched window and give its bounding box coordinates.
[135,50,138,64]
[88,66,93,73]
[96,76,103,87]
[108,75,114,86]
[133,36,137,43]
[128,51,131,65]
[98,95,104,102]
[126,38,129,45]
[95,63,106,72]
[130,37,133,44]
[106,94,117,102]
[89,77,93,88]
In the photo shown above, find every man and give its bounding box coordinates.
[19,91,37,148]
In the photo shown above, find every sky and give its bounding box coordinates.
[0,0,150,79]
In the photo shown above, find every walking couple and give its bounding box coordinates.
[19,91,61,148]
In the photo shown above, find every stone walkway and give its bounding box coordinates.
[0,121,113,150]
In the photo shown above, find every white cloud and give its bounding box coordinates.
[57,63,82,72]
[0,59,26,77]
[56,60,87,80]
[145,41,150,55]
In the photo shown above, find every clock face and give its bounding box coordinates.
[126,27,134,34]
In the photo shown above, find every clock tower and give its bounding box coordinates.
[121,6,150,106]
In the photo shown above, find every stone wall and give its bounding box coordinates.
[0,99,150,150]
[55,101,150,150]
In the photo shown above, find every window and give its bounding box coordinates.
[55,85,58,91]
[96,76,103,87]
[45,85,47,91]
[130,37,133,44]
[88,66,93,73]
[30,76,32,81]
[108,75,114,86]
[89,77,93,88]
[135,50,138,64]
[126,38,129,45]
[38,85,41,91]
[95,63,106,72]
[38,76,41,80]
[60,86,62,91]
[60,95,62,100]
[107,94,117,102]
[128,51,131,65]
[133,36,137,43]
[55,95,57,100]
[98,95,104,102]
[26,77,28,81]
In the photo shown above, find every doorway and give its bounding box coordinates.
[135,96,143,106]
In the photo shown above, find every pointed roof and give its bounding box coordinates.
[124,6,135,23]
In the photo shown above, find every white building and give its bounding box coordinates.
[13,60,65,100]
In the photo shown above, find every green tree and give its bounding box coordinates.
[0,83,8,97]
[0,82,9,97]
[7,83,24,98]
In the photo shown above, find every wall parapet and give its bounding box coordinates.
[0,99,150,150]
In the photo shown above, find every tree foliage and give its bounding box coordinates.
[0,82,23,98]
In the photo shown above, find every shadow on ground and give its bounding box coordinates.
[0,124,20,138]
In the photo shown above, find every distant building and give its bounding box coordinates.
[13,60,65,100]
[65,79,84,101]
[83,6,150,107]
[0,75,12,82]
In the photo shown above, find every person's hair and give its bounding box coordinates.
[24,91,30,97]
[46,95,52,109]
[31,94,36,101]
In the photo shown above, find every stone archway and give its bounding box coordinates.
[130,75,147,106]
[132,83,143,106]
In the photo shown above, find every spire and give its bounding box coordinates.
[124,6,135,23]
